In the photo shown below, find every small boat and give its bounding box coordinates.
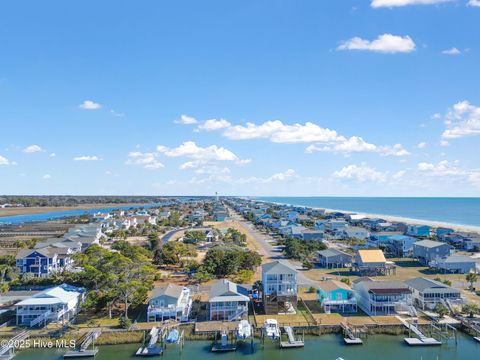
[166,329,179,343]
[237,320,252,339]
[263,319,280,339]
[336,358,345,360]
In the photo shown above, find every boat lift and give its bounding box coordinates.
[64,329,101,358]
[279,326,304,348]
[136,327,163,356]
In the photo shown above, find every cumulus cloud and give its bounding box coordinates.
[237,169,297,184]
[197,119,231,131]
[0,155,10,165]
[23,144,45,153]
[175,115,198,124]
[442,47,461,55]
[73,155,102,161]
[125,152,164,169]
[441,100,480,138]
[158,141,244,163]
[42,174,51,179]
[333,164,387,183]
[79,100,102,110]
[467,0,480,7]
[371,0,452,7]
[337,34,416,53]
[417,161,480,188]
[306,138,410,157]
[417,142,427,149]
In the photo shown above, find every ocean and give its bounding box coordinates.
[255,197,480,227]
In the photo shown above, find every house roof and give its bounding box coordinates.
[414,240,446,248]
[261,261,297,274]
[318,249,351,258]
[356,279,410,295]
[150,283,185,299]
[357,249,386,263]
[439,255,476,263]
[404,277,456,292]
[318,280,352,292]
[208,279,249,303]
[15,284,84,306]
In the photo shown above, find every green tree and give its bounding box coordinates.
[466,273,478,290]
[462,304,480,318]
[434,303,449,318]
[153,242,197,266]
[233,269,254,284]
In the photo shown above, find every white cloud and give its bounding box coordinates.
[441,47,461,55]
[223,120,343,143]
[417,142,427,149]
[197,119,231,131]
[49,152,56,157]
[158,141,243,163]
[467,0,480,7]
[175,114,198,125]
[0,155,10,165]
[125,152,164,169]
[333,164,387,183]
[110,109,125,117]
[371,0,452,7]
[417,161,480,188]
[306,139,410,157]
[73,155,102,161]
[23,144,45,153]
[337,34,416,53]
[441,100,480,138]
[237,169,297,184]
[79,100,102,110]
[42,174,51,180]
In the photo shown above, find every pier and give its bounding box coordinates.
[0,331,30,360]
[341,323,363,345]
[279,326,304,348]
[396,316,442,346]
[64,329,101,358]
[136,327,163,356]
[211,331,237,352]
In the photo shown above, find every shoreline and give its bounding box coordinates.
[0,203,153,218]
[258,200,480,234]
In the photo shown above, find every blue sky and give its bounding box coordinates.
[1,0,480,196]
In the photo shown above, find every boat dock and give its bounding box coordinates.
[136,327,163,356]
[0,330,30,360]
[211,331,237,352]
[341,323,363,345]
[279,326,304,348]
[64,329,101,358]
[396,317,442,346]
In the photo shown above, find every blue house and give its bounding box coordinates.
[15,248,73,277]
[407,225,431,237]
[317,280,357,313]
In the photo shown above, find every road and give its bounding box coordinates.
[227,208,318,287]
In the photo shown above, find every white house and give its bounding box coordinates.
[208,279,249,321]
[15,284,85,327]
[405,277,463,310]
[147,284,191,322]
[262,261,298,314]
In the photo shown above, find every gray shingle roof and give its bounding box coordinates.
[404,277,449,292]
[151,284,184,299]
[414,240,446,248]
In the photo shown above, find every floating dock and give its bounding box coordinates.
[396,316,442,347]
[136,327,163,357]
[64,350,99,358]
[341,323,363,345]
[279,326,304,348]
[211,331,237,352]
[64,329,101,358]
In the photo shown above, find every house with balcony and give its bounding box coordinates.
[405,277,463,310]
[15,248,74,277]
[353,249,395,276]
[15,284,85,327]
[317,280,357,313]
[430,255,479,274]
[413,240,453,265]
[208,279,249,321]
[407,225,431,238]
[353,278,412,316]
[389,234,418,257]
[262,261,298,314]
[315,249,353,269]
[147,284,191,322]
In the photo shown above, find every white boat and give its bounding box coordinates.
[237,320,252,339]
[263,319,280,339]
[336,358,345,360]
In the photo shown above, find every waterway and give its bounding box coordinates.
[13,334,480,360]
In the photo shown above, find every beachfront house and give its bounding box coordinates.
[147,284,192,322]
[407,225,431,238]
[208,279,249,321]
[262,261,298,314]
[353,278,412,316]
[405,277,463,310]
[317,280,357,313]
[15,248,74,277]
[315,249,353,269]
[15,284,85,327]
[353,249,395,276]
[430,255,479,274]
[342,226,370,240]
[413,240,453,265]
[325,219,348,232]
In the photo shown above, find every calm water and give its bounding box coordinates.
[256,197,480,227]
[13,335,480,360]
[0,204,160,225]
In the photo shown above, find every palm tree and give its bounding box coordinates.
[466,273,478,290]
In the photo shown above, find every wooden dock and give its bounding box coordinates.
[63,350,99,358]
[136,327,163,357]
[63,329,101,358]
[341,323,363,345]
[0,331,30,360]
[396,316,442,347]
[279,326,304,348]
